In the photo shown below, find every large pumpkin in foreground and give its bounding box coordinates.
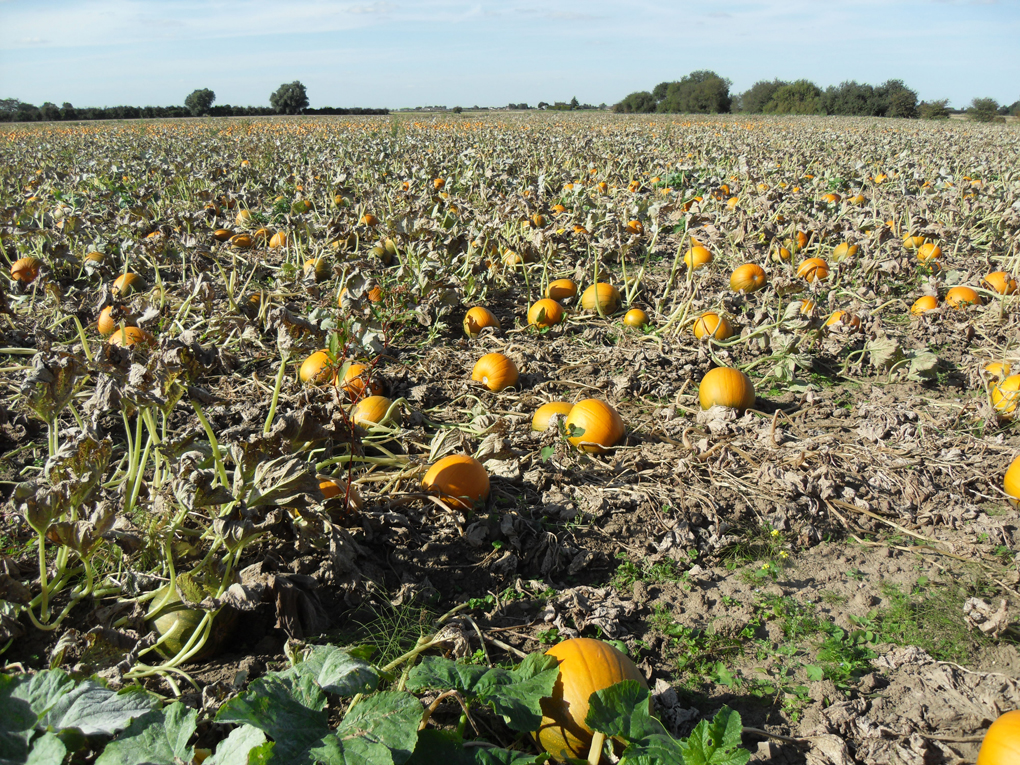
[421,454,489,510]
[978,710,1020,764]
[535,638,647,762]
[564,399,624,453]
[699,367,756,412]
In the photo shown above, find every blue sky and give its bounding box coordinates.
[1,0,1017,110]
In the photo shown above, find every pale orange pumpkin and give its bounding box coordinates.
[729,264,766,294]
[360,213,380,226]
[699,367,755,412]
[352,395,394,428]
[463,306,501,338]
[11,257,42,283]
[945,286,981,309]
[977,710,1020,764]
[229,233,253,250]
[580,283,621,314]
[339,363,382,400]
[535,638,647,763]
[796,258,830,282]
[985,362,1012,381]
[471,353,519,392]
[992,375,1020,419]
[112,272,146,297]
[546,279,578,301]
[911,295,939,315]
[902,234,927,250]
[832,242,859,262]
[984,271,1018,295]
[421,454,490,510]
[269,231,289,248]
[528,299,566,328]
[303,258,330,283]
[300,350,335,385]
[564,399,624,453]
[532,402,574,432]
[212,228,234,242]
[693,312,733,341]
[107,326,153,347]
[623,308,648,328]
[683,246,713,271]
[97,306,138,336]
[1005,460,1020,509]
[824,311,862,331]
[916,242,941,262]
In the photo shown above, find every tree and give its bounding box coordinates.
[875,80,917,118]
[60,102,77,121]
[452,106,463,114]
[184,88,216,117]
[763,80,825,115]
[918,99,950,120]
[270,81,309,115]
[1009,100,1020,117]
[656,70,731,114]
[569,96,579,110]
[613,91,656,114]
[823,81,878,116]
[40,102,60,121]
[738,79,788,113]
[968,97,999,122]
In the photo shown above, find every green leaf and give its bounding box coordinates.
[804,665,824,682]
[324,691,422,765]
[585,681,664,742]
[407,730,548,765]
[215,673,328,764]
[677,707,750,765]
[407,654,558,732]
[294,644,379,696]
[1,674,43,763]
[206,725,268,765]
[25,732,65,765]
[40,683,159,737]
[95,703,197,765]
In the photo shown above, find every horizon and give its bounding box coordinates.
[1,0,1017,112]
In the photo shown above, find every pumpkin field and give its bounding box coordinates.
[2,112,1020,764]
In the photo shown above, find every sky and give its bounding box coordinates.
[0,0,1017,111]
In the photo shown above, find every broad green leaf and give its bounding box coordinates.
[328,691,422,765]
[677,707,750,765]
[294,645,379,696]
[95,704,197,765]
[585,681,664,742]
[10,670,75,721]
[407,731,549,765]
[40,682,159,737]
[407,655,558,732]
[616,733,685,765]
[25,732,65,765]
[206,725,268,765]
[0,675,39,762]
[215,673,327,764]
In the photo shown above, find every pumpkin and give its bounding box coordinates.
[770,245,791,263]
[532,401,574,432]
[360,213,380,226]
[945,286,981,309]
[269,231,289,248]
[699,367,755,412]
[235,209,253,226]
[985,362,1012,381]
[11,257,42,283]
[729,264,767,294]
[551,204,568,215]
[916,242,941,262]
[1004,460,1020,509]
[546,279,578,301]
[212,228,234,242]
[340,363,382,400]
[796,258,830,282]
[433,178,445,190]
[911,295,939,315]
[300,350,335,385]
[229,233,253,250]
[303,258,331,283]
[798,299,816,314]
[421,454,489,510]
[149,568,238,662]
[528,298,566,328]
[112,272,146,297]
[693,312,733,341]
[472,353,519,392]
[977,710,1020,764]
[97,306,137,336]
[984,271,1018,295]
[625,219,643,235]
[832,242,859,262]
[821,192,841,204]
[824,311,861,331]
[684,246,713,271]
[532,213,547,228]
[793,231,810,252]
[992,375,1020,419]
[564,399,624,453]
[535,638,647,763]
[623,308,648,328]
[107,326,153,347]
[252,227,272,246]
[463,306,501,338]
[581,283,621,314]
[902,235,927,250]
[352,395,394,428]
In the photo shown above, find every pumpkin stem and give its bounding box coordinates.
[587,731,606,765]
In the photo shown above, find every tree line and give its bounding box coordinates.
[614,71,1020,121]
[0,82,388,123]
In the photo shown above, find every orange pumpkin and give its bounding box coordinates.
[339,363,382,400]
[535,638,647,763]
[212,228,234,242]
[11,257,42,283]
[112,272,145,297]
[229,233,253,250]
[580,283,621,314]
[770,245,792,263]
[993,375,1020,419]
[303,258,330,283]
[902,234,927,250]
[985,362,1011,381]
[360,213,380,227]
[269,231,289,248]
[1005,460,1020,509]
[97,306,137,336]
[528,299,566,328]
[532,402,574,432]
[235,209,253,226]
[471,353,519,392]
[693,312,733,341]
[546,279,578,301]
[625,219,643,235]
[352,395,394,428]
[911,295,938,315]
[684,246,713,271]
[300,350,335,385]
[699,367,755,412]
[832,242,859,262]
[824,311,861,331]
[978,710,1020,764]
[252,227,272,246]
[623,308,648,328]
[945,286,981,309]
[796,258,830,283]
[107,326,153,347]
[984,271,1018,295]
[463,307,501,338]
[729,264,766,294]
[564,399,624,453]
[821,192,841,204]
[421,454,490,510]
